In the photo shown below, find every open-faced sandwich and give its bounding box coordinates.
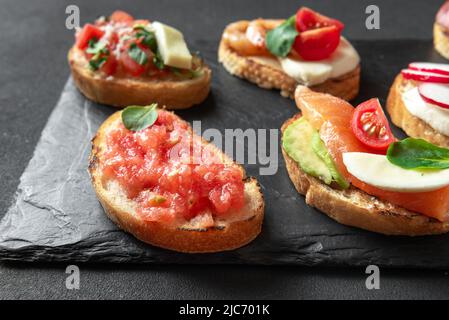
[89,105,264,252]
[219,7,360,101]
[69,10,211,109]
[282,86,449,235]
[387,62,449,147]
[434,1,449,60]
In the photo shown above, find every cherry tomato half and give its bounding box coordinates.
[351,98,395,152]
[293,25,341,61]
[76,24,105,50]
[110,10,134,24]
[296,7,344,32]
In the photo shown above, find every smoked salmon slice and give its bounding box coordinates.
[295,86,449,222]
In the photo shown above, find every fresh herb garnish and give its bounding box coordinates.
[266,15,298,57]
[153,50,165,69]
[89,56,107,70]
[133,25,165,69]
[134,25,158,52]
[128,43,148,65]
[387,138,449,170]
[86,38,110,71]
[86,40,107,55]
[121,104,158,131]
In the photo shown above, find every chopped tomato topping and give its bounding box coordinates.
[351,99,395,152]
[100,54,118,76]
[110,10,134,24]
[293,25,341,61]
[296,7,344,32]
[102,110,245,223]
[76,24,105,50]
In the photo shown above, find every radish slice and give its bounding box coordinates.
[409,62,449,76]
[418,82,449,109]
[401,69,449,83]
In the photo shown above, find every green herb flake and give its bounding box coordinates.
[88,56,107,71]
[128,43,148,65]
[153,50,165,70]
[121,104,158,131]
[266,15,298,57]
[387,138,449,170]
[86,40,107,55]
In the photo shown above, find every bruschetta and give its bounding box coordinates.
[89,105,264,252]
[387,63,449,148]
[434,1,449,60]
[218,7,360,101]
[282,86,449,236]
[69,10,211,109]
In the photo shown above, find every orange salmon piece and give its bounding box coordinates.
[295,86,449,221]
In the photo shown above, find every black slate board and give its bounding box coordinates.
[1,40,449,268]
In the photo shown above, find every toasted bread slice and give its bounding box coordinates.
[386,73,449,148]
[68,47,212,109]
[434,22,449,60]
[281,115,449,236]
[89,111,264,253]
[218,21,360,101]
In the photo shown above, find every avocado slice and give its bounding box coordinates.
[311,132,349,189]
[282,118,333,184]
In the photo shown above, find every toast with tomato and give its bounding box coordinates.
[282,86,449,235]
[89,105,264,253]
[219,7,360,101]
[69,11,211,109]
[434,2,449,60]
[387,63,449,148]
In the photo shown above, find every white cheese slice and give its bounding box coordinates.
[343,152,449,193]
[278,38,360,86]
[152,21,192,69]
[402,87,449,136]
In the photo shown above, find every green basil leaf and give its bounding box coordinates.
[266,15,298,57]
[134,27,158,52]
[387,138,449,170]
[153,50,165,69]
[86,40,107,55]
[128,43,148,65]
[121,104,158,131]
[88,56,107,70]
[139,32,158,51]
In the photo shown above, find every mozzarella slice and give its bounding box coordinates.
[343,152,449,192]
[152,21,192,69]
[402,87,449,136]
[278,38,360,86]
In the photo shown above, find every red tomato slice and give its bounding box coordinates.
[120,50,146,77]
[110,10,134,24]
[76,24,105,50]
[100,54,118,76]
[293,25,341,61]
[296,7,344,32]
[351,98,395,152]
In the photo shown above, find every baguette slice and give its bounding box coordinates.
[386,73,449,148]
[281,115,449,236]
[89,111,264,253]
[218,21,360,101]
[68,46,212,109]
[434,22,449,60]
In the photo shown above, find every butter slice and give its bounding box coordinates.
[152,21,192,69]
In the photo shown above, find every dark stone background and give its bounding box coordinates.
[1,0,449,299]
